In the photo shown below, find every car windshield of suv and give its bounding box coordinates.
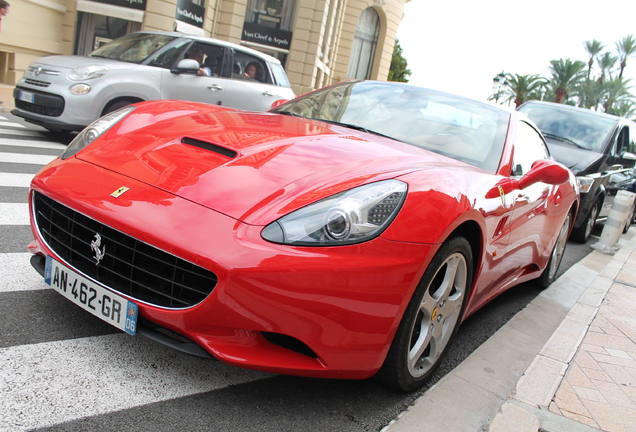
[89,33,176,64]
[271,81,509,172]
[518,104,616,152]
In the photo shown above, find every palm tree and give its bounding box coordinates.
[548,58,586,103]
[612,100,636,119]
[616,35,636,78]
[597,52,618,84]
[578,79,606,110]
[584,39,605,79]
[505,73,545,107]
[603,77,633,114]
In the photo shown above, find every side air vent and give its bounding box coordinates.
[182,137,237,158]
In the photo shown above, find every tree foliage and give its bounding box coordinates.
[388,39,411,83]
[498,35,636,120]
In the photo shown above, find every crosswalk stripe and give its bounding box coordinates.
[0,127,46,137]
[0,253,45,292]
[0,172,33,188]
[0,151,58,165]
[0,137,66,150]
[0,334,271,431]
[0,121,26,128]
[0,203,30,225]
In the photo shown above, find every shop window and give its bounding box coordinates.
[347,8,380,80]
[75,12,141,56]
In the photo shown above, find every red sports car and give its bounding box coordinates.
[27,80,578,391]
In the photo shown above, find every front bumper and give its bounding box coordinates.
[28,157,434,379]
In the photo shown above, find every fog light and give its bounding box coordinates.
[70,84,91,95]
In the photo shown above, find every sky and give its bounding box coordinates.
[395,0,636,102]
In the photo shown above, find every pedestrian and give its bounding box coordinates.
[0,1,9,33]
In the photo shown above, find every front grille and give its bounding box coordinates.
[15,100,63,117]
[25,78,51,88]
[33,191,218,308]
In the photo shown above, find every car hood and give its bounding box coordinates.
[33,55,139,71]
[76,101,475,225]
[545,139,603,175]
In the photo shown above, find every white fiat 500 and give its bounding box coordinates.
[12,31,295,133]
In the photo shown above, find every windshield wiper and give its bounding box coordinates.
[275,110,304,118]
[315,119,398,141]
[542,132,586,149]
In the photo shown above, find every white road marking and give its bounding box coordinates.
[0,203,30,225]
[0,253,46,292]
[0,173,34,188]
[0,335,272,431]
[0,121,26,128]
[0,136,66,150]
[0,127,45,137]
[0,152,58,165]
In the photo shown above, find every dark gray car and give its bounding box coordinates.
[518,100,636,242]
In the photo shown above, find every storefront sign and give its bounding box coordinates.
[92,0,146,11]
[242,22,292,51]
[175,0,205,28]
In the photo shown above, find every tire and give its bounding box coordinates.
[375,236,473,392]
[537,212,572,288]
[571,200,599,243]
[102,99,138,116]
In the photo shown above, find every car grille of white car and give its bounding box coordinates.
[32,191,218,309]
[25,78,52,88]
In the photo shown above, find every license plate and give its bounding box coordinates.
[44,256,138,335]
[18,90,34,103]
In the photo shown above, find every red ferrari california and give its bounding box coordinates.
[27,80,578,391]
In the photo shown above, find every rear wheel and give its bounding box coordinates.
[376,236,472,392]
[538,212,571,288]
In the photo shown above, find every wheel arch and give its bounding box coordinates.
[101,96,145,116]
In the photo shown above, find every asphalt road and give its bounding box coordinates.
[0,111,605,431]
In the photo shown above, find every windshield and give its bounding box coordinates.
[89,33,176,64]
[518,103,616,152]
[271,81,509,172]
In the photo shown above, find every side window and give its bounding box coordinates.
[147,40,191,69]
[513,121,550,177]
[232,50,272,84]
[172,42,226,76]
[629,123,636,154]
[616,126,629,156]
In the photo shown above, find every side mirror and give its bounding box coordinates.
[486,159,570,198]
[270,99,290,110]
[621,151,636,161]
[518,159,570,189]
[171,59,200,74]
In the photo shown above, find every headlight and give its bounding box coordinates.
[577,176,595,193]
[68,65,109,81]
[262,180,408,246]
[61,106,135,160]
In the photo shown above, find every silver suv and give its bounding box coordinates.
[12,31,295,133]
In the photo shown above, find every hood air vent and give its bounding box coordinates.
[182,137,237,159]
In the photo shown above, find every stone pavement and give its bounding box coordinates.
[385,233,636,432]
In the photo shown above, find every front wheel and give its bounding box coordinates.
[571,200,599,243]
[375,236,473,392]
[537,212,571,288]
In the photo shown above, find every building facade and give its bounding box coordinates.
[0,0,409,96]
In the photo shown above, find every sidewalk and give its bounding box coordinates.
[385,233,636,432]
[0,83,15,112]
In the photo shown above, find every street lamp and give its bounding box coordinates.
[492,71,510,104]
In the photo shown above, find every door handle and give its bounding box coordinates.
[208,84,223,91]
[262,91,274,96]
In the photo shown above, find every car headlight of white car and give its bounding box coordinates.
[68,64,109,81]
[262,180,408,245]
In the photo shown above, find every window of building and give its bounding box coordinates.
[347,7,380,80]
